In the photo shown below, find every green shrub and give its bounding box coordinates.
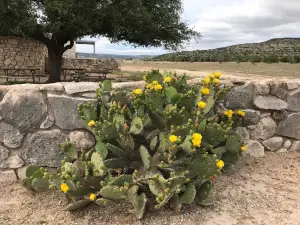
[23,70,247,219]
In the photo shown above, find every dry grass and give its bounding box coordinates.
[120,61,300,78]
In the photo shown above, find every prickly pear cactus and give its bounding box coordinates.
[24,70,247,219]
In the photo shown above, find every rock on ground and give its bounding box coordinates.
[277,113,300,139]
[262,137,283,151]
[70,130,96,150]
[250,117,277,140]
[242,140,265,158]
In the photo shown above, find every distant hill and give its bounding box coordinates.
[76,52,155,60]
[152,38,300,63]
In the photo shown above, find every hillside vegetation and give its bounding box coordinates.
[153,38,300,63]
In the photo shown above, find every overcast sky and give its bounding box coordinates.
[76,0,300,55]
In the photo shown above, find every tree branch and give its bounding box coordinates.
[63,40,75,52]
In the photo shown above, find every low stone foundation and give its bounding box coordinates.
[1,78,300,181]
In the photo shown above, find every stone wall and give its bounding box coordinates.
[63,41,77,59]
[0,36,47,71]
[1,78,300,181]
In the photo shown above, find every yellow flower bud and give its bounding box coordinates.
[169,135,178,143]
[88,120,95,127]
[209,73,215,79]
[164,76,172,83]
[197,101,206,109]
[216,160,224,169]
[89,193,96,201]
[201,87,210,95]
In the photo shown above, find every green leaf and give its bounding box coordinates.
[148,111,164,130]
[95,142,108,159]
[127,186,148,220]
[104,158,128,169]
[180,135,193,154]
[91,152,105,176]
[225,135,241,153]
[129,117,144,135]
[197,119,207,133]
[103,80,112,92]
[32,178,49,192]
[106,143,127,158]
[211,146,226,157]
[100,186,126,200]
[64,200,91,211]
[179,184,196,204]
[25,165,40,178]
[140,146,151,170]
[202,95,215,115]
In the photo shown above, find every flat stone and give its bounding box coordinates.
[48,94,97,130]
[225,82,254,109]
[287,88,300,112]
[283,140,292,149]
[24,129,68,167]
[0,170,18,182]
[40,115,55,129]
[270,82,287,99]
[277,148,288,153]
[287,81,299,90]
[242,140,264,158]
[290,141,300,151]
[250,117,277,140]
[82,92,97,98]
[0,122,24,148]
[254,95,287,110]
[64,82,98,95]
[17,166,28,180]
[277,113,300,139]
[243,110,261,125]
[261,112,272,118]
[262,137,283,151]
[0,89,47,131]
[0,146,9,162]
[1,155,24,169]
[272,110,288,120]
[254,82,269,95]
[236,127,250,144]
[70,130,96,150]
[39,83,64,92]
[113,81,145,90]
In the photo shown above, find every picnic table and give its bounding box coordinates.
[61,67,86,81]
[84,70,113,81]
[1,68,42,83]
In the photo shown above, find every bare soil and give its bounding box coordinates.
[1,151,300,225]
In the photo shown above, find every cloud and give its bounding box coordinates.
[77,0,300,54]
[188,0,300,50]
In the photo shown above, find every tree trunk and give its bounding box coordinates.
[46,46,64,83]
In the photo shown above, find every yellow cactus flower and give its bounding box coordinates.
[237,110,245,117]
[201,87,210,95]
[89,193,96,201]
[224,110,234,118]
[88,120,95,127]
[152,80,158,85]
[213,78,220,84]
[203,77,210,84]
[133,88,143,95]
[216,160,224,169]
[209,73,215,79]
[143,76,147,81]
[154,84,163,90]
[241,146,247,151]
[169,135,178,143]
[164,76,172,83]
[215,71,221,78]
[192,133,202,147]
[146,83,153,89]
[60,183,69,193]
[197,101,207,109]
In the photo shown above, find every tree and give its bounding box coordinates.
[0,0,199,83]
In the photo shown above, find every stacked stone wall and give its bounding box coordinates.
[0,36,47,71]
[1,78,300,181]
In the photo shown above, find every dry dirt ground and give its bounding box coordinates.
[1,151,300,225]
[120,61,300,80]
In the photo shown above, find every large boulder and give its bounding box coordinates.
[70,130,96,150]
[254,96,287,110]
[225,83,254,109]
[250,117,277,140]
[287,88,300,112]
[0,89,47,131]
[262,137,283,151]
[48,94,97,130]
[254,81,270,95]
[276,113,300,139]
[23,129,68,167]
[242,140,264,158]
[0,121,24,148]
[64,83,98,95]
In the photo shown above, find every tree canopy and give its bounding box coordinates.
[0,0,199,82]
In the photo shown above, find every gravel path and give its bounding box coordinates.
[1,151,300,225]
